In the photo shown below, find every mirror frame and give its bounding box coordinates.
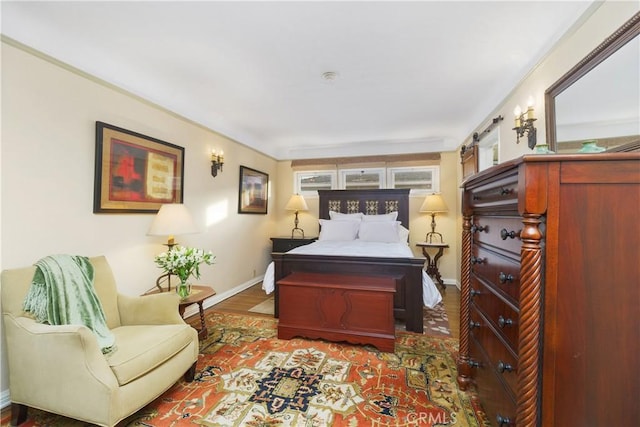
[545,12,640,152]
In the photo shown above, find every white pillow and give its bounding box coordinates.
[329,211,364,220]
[358,221,400,243]
[319,219,360,241]
[398,225,410,244]
[362,211,398,222]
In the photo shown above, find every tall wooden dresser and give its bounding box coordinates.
[457,153,639,427]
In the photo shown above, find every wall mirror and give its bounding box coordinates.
[545,12,640,153]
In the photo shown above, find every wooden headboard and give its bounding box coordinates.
[318,189,410,228]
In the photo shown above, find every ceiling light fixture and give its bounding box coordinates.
[321,71,338,81]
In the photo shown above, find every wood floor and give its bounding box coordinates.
[208,283,461,339]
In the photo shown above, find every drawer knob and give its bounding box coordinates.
[496,414,512,426]
[471,224,487,233]
[500,228,518,240]
[498,272,514,284]
[470,256,486,265]
[497,360,514,373]
[498,315,513,328]
[470,289,481,297]
[468,360,480,368]
[470,320,480,329]
[499,187,512,196]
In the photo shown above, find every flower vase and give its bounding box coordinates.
[176,280,191,299]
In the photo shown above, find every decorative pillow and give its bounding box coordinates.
[318,219,360,241]
[329,211,364,220]
[358,221,400,243]
[362,211,398,222]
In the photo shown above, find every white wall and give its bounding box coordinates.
[0,42,278,397]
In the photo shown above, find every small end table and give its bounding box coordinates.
[416,242,449,292]
[145,285,216,340]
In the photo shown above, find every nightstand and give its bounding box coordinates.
[270,236,317,252]
[416,242,449,292]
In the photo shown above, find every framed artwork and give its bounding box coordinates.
[238,165,269,214]
[93,121,184,213]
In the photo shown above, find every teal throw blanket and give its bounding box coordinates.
[23,255,116,354]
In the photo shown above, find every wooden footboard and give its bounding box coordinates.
[272,253,425,333]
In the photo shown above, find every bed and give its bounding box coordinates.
[266,189,441,334]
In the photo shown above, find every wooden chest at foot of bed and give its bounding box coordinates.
[277,272,396,352]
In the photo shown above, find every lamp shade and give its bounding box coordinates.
[420,193,448,213]
[285,194,309,212]
[147,204,198,239]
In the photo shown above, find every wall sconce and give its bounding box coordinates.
[513,97,537,149]
[211,150,224,177]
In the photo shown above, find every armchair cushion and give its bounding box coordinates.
[108,324,195,386]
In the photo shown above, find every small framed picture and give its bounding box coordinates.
[93,121,184,213]
[238,165,269,214]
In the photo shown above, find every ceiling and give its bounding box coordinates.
[1,1,597,160]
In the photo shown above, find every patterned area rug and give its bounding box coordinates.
[1,311,486,427]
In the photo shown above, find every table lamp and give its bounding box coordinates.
[285,194,309,238]
[147,203,199,290]
[420,193,448,243]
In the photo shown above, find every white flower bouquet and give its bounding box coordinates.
[154,246,215,297]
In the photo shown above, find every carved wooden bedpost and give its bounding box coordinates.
[457,214,473,390]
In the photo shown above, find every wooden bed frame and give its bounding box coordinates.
[272,189,426,333]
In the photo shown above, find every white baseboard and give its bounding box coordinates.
[0,276,266,410]
[181,276,264,319]
[1,388,10,410]
[442,278,461,290]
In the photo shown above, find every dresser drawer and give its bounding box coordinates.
[471,245,520,304]
[470,276,519,351]
[469,307,518,396]
[471,215,522,256]
[469,335,516,426]
[466,172,518,212]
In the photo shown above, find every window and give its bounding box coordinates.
[339,168,385,190]
[387,166,440,194]
[294,171,337,197]
[294,165,441,196]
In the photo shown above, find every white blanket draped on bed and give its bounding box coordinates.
[262,240,443,308]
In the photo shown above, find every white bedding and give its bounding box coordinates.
[262,240,442,308]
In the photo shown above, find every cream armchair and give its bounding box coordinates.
[1,256,199,426]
